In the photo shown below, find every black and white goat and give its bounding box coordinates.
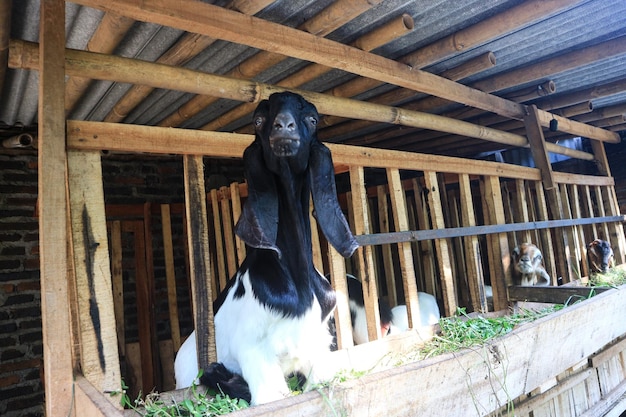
[588,239,615,273]
[174,92,358,405]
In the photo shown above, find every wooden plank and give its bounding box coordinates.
[219,186,238,278]
[74,376,124,417]
[569,185,589,278]
[230,182,246,266]
[223,285,626,417]
[514,179,533,244]
[183,155,217,369]
[67,150,122,400]
[507,285,610,304]
[559,184,578,283]
[458,173,487,312]
[161,204,181,352]
[122,220,158,393]
[209,189,228,293]
[588,334,626,368]
[376,185,397,307]
[411,178,437,295]
[349,166,381,342]
[482,175,510,311]
[423,171,457,316]
[533,181,557,281]
[386,168,420,327]
[109,221,125,356]
[328,247,353,350]
[38,1,75,415]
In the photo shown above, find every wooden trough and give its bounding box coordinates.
[29,1,626,416]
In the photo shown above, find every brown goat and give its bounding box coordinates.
[512,243,551,286]
[587,239,615,274]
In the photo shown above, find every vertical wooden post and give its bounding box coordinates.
[67,150,122,401]
[209,189,228,293]
[349,166,381,341]
[219,185,238,278]
[482,175,510,311]
[524,105,572,282]
[161,205,181,351]
[411,178,437,296]
[328,247,353,350]
[458,174,487,312]
[386,168,420,327]
[38,1,75,414]
[230,182,246,265]
[376,185,397,307]
[184,155,216,370]
[110,221,125,360]
[423,171,457,316]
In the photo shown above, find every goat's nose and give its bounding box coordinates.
[273,113,297,132]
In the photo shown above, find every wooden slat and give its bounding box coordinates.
[229,182,246,266]
[183,155,216,369]
[458,173,487,312]
[209,189,228,293]
[569,185,590,278]
[533,181,558,281]
[74,376,124,417]
[507,285,610,304]
[386,168,420,327]
[219,186,238,278]
[411,178,437,296]
[328,247,353,350]
[38,1,76,415]
[309,200,324,273]
[559,184,578,283]
[161,204,181,352]
[482,175,510,311]
[349,166,381,342]
[376,185,397,307]
[67,150,122,399]
[423,171,456,316]
[109,221,125,356]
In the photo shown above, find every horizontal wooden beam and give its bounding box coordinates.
[507,285,610,304]
[355,215,626,246]
[66,120,541,179]
[67,0,619,146]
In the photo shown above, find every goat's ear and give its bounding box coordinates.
[309,141,359,258]
[235,141,281,256]
[512,246,520,257]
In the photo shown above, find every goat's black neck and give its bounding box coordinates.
[242,167,335,319]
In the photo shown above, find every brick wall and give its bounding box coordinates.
[0,150,244,416]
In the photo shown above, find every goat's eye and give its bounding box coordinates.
[254,116,265,128]
[307,116,318,127]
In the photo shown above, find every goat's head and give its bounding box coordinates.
[235,91,358,258]
[588,239,614,273]
[512,243,544,275]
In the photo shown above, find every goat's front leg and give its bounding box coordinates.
[239,350,290,405]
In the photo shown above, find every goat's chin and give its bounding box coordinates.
[270,138,300,156]
[516,264,535,274]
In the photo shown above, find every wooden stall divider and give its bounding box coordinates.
[559,184,581,282]
[411,178,437,296]
[309,200,324,273]
[568,185,590,279]
[531,180,558,282]
[183,155,216,370]
[67,150,122,403]
[328,246,353,350]
[161,204,182,352]
[349,166,382,341]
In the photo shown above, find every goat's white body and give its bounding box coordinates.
[350,292,440,343]
[175,269,334,404]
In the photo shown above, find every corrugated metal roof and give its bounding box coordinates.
[1,0,625,160]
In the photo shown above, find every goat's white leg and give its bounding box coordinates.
[238,350,290,405]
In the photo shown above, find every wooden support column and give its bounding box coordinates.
[386,168,420,327]
[423,171,457,316]
[37,1,77,415]
[161,204,181,352]
[328,247,353,350]
[349,166,381,341]
[458,174,488,312]
[67,150,122,402]
[183,155,216,370]
[524,105,572,282]
[481,176,510,311]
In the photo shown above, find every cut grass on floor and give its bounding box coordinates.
[587,267,626,288]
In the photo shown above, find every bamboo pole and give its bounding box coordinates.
[536,77,626,111]
[65,12,134,115]
[14,41,605,156]
[203,12,414,132]
[157,0,382,128]
[555,101,593,118]
[575,103,626,123]
[318,51,497,136]
[103,0,273,123]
